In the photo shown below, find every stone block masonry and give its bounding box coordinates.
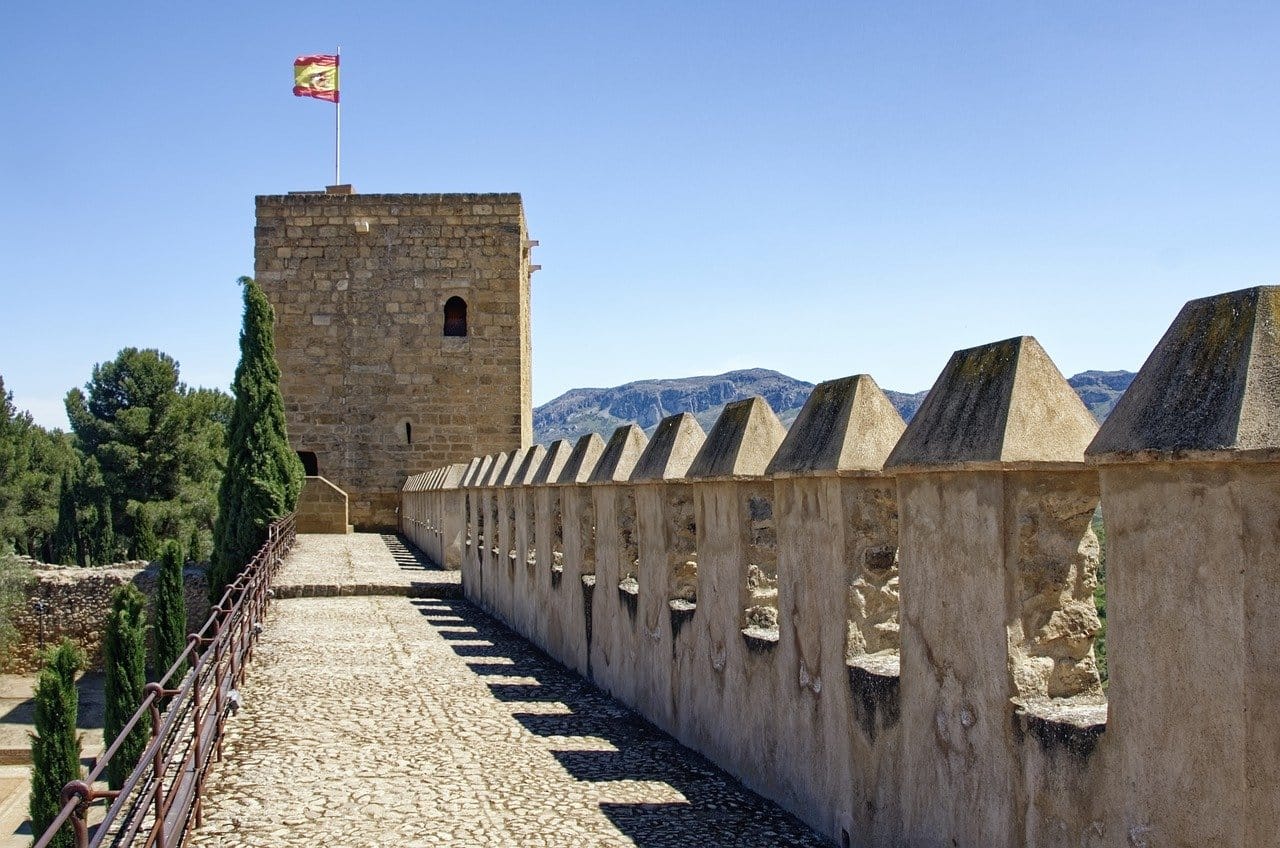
[256,192,533,529]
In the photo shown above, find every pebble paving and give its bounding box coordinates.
[188,534,828,847]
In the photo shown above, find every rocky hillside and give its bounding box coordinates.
[533,367,1135,444]
[1066,370,1137,420]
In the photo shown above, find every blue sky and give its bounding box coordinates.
[4,2,1278,430]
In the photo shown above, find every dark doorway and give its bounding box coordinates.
[298,451,318,476]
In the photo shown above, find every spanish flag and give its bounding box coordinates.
[293,54,339,103]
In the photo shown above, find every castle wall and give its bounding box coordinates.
[404,286,1280,848]
[255,192,532,529]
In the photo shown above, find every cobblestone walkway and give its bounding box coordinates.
[187,534,826,847]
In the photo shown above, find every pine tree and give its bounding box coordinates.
[29,639,82,848]
[50,470,80,566]
[153,540,188,682]
[103,584,147,790]
[210,278,303,597]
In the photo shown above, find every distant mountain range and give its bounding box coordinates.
[532,368,1136,445]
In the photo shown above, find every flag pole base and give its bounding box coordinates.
[325,184,354,195]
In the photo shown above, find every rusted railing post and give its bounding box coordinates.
[60,780,91,848]
[144,683,167,848]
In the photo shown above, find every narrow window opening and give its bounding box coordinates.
[741,487,779,648]
[297,451,318,476]
[405,422,413,444]
[618,491,639,597]
[667,487,698,613]
[444,296,468,337]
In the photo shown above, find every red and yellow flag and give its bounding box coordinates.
[293,54,339,103]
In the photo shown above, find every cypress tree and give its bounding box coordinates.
[93,489,116,566]
[131,504,158,562]
[29,639,82,848]
[50,470,80,566]
[187,525,203,563]
[103,584,147,790]
[210,278,303,597]
[153,540,188,682]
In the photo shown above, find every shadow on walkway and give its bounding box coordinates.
[380,534,441,573]
[412,598,827,848]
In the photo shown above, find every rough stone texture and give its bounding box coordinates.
[687,396,787,479]
[189,538,825,848]
[886,336,1098,470]
[630,413,706,481]
[256,193,533,529]
[1088,285,1280,458]
[840,477,900,658]
[3,562,210,673]
[295,476,350,534]
[767,375,905,475]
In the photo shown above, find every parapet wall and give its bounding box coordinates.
[403,285,1280,848]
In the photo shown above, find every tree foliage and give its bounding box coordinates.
[0,377,78,559]
[103,584,148,790]
[0,554,32,664]
[29,639,83,848]
[51,469,82,566]
[153,540,188,682]
[44,350,234,563]
[210,279,303,595]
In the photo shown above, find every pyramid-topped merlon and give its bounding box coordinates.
[885,336,1097,470]
[631,413,706,481]
[499,450,526,486]
[588,425,649,483]
[481,453,509,486]
[687,396,787,478]
[767,375,905,474]
[1088,286,1280,458]
[514,445,548,485]
[532,440,574,484]
[557,433,607,484]
[460,457,483,487]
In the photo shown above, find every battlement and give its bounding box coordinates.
[404,286,1280,848]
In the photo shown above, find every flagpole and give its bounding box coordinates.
[334,46,341,185]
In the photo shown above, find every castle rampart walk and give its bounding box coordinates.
[187,533,825,847]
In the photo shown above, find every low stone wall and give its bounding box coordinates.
[4,559,211,674]
[296,476,350,534]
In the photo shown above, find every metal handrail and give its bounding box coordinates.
[33,513,297,848]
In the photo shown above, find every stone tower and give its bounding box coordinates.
[254,190,533,528]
